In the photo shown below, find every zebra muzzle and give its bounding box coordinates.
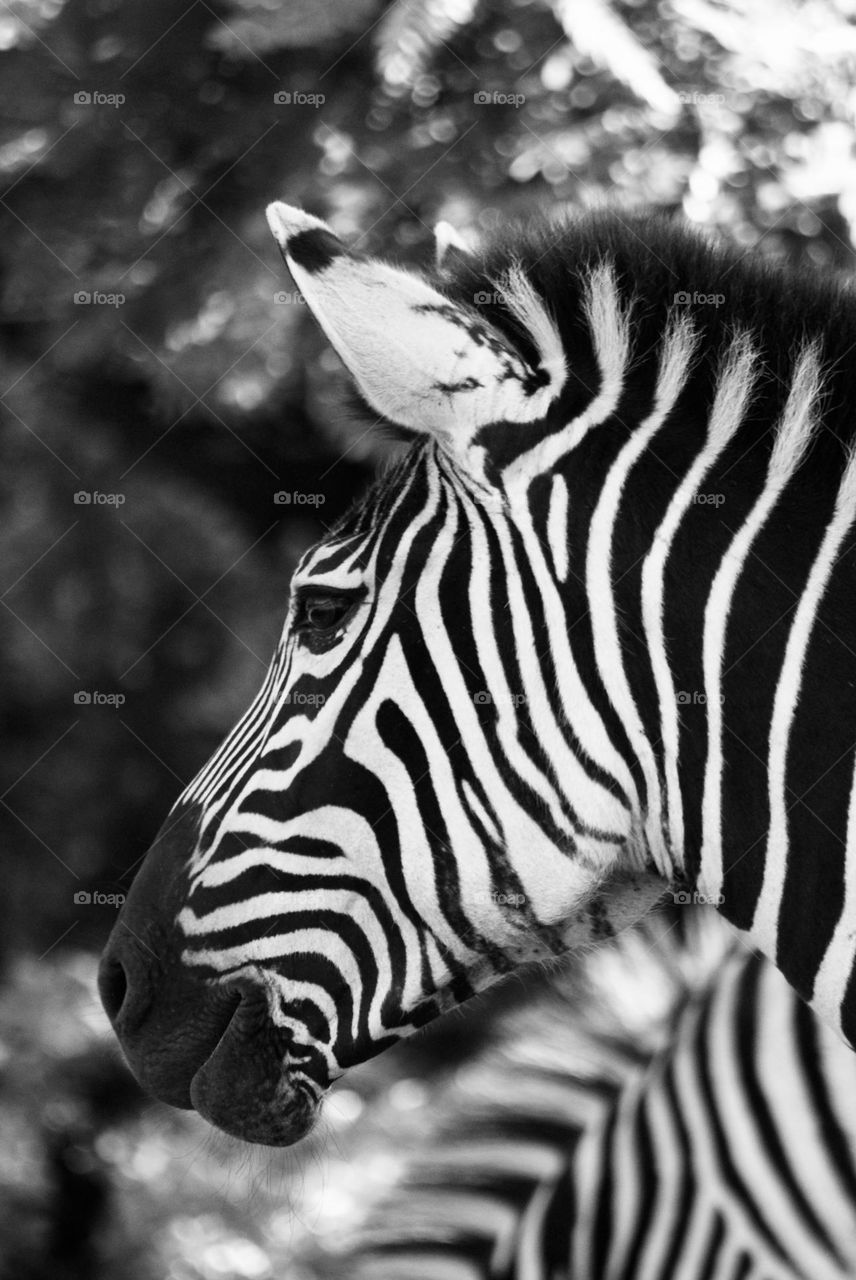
[98,805,323,1146]
[100,942,320,1145]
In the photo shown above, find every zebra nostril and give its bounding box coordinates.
[99,925,161,1033]
[98,955,129,1024]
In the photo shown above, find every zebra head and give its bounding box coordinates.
[99,204,670,1145]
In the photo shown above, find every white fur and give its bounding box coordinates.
[433,219,474,268]
[752,441,856,964]
[493,262,567,399]
[266,202,565,469]
[503,262,630,491]
[547,472,570,582]
[813,754,856,1038]
[699,343,821,903]
[641,330,756,881]
[587,313,698,874]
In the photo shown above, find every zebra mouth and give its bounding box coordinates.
[186,982,321,1146]
[100,944,320,1146]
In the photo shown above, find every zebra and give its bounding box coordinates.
[99,200,856,1146]
[313,914,856,1280]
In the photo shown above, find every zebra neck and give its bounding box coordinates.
[536,290,856,1048]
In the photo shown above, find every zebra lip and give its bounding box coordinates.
[108,963,317,1143]
[109,978,243,1113]
[121,976,317,1145]
[187,992,318,1146]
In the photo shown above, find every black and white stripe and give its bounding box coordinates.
[330,920,856,1280]
[132,201,856,1127]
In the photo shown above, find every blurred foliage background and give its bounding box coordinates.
[2,0,856,1274]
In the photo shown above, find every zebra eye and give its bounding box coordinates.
[294,592,357,640]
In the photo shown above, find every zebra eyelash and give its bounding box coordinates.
[291,585,367,650]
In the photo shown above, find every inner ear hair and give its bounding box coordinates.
[342,384,422,445]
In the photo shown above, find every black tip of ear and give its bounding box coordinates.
[286,228,348,273]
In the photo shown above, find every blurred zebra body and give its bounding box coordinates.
[335,918,856,1280]
[101,203,856,1146]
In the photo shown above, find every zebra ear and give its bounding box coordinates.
[433,219,476,270]
[266,202,566,463]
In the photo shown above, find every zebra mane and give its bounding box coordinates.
[326,440,430,541]
[296,907,737,1279]
[437,209,851,379]
[435,211,856,467]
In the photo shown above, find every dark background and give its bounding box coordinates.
[2,0,855,1275]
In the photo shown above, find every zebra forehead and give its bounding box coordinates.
[323,443,433,545]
